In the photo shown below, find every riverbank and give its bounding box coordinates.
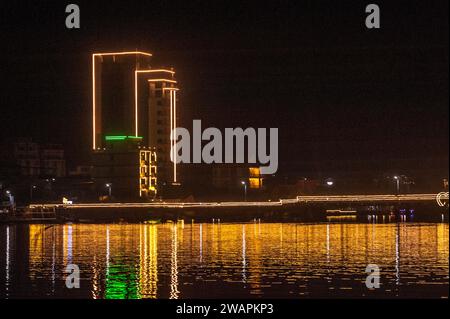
[1,201,447,224]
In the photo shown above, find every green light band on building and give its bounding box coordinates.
[105,136,143,141]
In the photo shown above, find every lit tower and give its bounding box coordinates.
[92,51,152,150]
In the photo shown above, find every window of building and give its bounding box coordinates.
[249,178,262,189]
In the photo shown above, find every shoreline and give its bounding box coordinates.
[2,206,447,224]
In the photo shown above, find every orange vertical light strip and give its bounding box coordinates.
[173,90,177,183]
[92,54,96,149]
[170,90,173,175]
[139,151,142,197]
[135,71,138,136]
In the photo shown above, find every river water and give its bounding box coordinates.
[0,222,448,298]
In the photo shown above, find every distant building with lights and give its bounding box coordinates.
[13,138,40,176]
[92,51,179,198]
[0,138,66,178]
[40,144,66,177]
[212,164,264,190]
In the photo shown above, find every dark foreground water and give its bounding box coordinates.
[0,222,448,299]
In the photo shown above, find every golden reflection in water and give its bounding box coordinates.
[139,224,158,298]
[29,225,43,281]
[199,223,203,263]
[20,222,449,298]
[5,226,10,297]
[242,224,246,283]
[169,223,179,299]
[249,222,262,295]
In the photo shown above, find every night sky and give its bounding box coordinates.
[0,0,448,176]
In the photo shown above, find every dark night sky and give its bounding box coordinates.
[0,0,448,176]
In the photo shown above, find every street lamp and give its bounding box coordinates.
[393,176,400,194]
[326,178,334,187]
[30,185,37,202]
[105,183,112,197]
[5,190,13,206]
[46,178,56,192]
[241,181,247,202]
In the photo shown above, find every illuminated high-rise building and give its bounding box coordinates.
[92,51,152,149]
[92,51,179,198]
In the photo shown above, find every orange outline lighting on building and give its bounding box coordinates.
[140,69,175,74]
[170,91,173,179]
[92,51,153,149]
[92,54,96,149]
[147,79,177,83]
[165,87,178,183]
[144,76,179,184]
[173,90,177,183]
[92,53,179,184]
[134,69,176,137]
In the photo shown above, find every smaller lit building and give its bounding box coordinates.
[92,136,157,200]
[248,167,263,189]
[212,164,264,191]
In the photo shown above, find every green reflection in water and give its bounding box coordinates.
[105,262,139,299]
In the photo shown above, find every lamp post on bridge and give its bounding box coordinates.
[105,183,112,198]
[241,181,247,202]
[393,176,400,195]
[30,185,37,202]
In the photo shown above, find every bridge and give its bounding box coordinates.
[28,193,448,210]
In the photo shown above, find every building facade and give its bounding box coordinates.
[92,136,157,199]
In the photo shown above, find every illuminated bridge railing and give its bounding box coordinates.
[296,194,441,203]
[28,193,446,210]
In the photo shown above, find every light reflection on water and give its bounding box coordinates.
[0,222,448,298]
